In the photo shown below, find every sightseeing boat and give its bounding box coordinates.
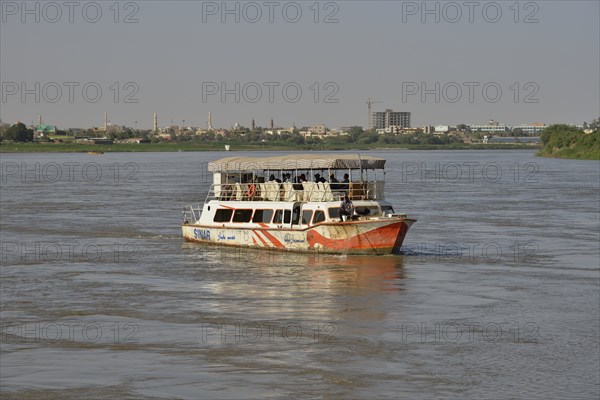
[182,154,416,255]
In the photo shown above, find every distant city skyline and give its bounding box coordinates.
[1,1,598,129]
[4,110,587,132]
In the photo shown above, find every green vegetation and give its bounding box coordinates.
[1,122,33,142]
[538,123,600,160]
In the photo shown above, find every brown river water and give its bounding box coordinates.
[1,150,598,399]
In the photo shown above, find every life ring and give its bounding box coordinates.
[247,184,256,198]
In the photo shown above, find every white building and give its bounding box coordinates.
[434,125,450,134]
[376,125,405,134]
[514,124,546,135]
[469,123,511,133]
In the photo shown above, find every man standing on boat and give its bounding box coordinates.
[340,194,355,221]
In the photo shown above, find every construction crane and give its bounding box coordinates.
[366,97,383,131]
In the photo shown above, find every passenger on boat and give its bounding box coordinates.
[269,174,282,183]
[339,173,350,191]
[314,174,326,183]
[340,194,355,221]
[293,174,306,190]
[329,174,340,190]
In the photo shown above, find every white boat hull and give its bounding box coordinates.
[182,218,414,255]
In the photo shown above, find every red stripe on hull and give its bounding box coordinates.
[260,230,285,248]
[253,231,269,246]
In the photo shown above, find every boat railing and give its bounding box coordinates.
[205,181,385,203]
[182,203,203,224]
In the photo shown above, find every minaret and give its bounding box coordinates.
[104,112,108,131]
[252,118,255,131]
[38,115,42,125]
[208,112,213,130]
[270,117,274,130]
[153,113,158,132]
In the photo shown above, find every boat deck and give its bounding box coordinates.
[206,181,385,203]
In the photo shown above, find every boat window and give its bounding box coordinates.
[302,210,313,225]
[214,209,233,223]
[284,210,291,224]
[312,210,325,224]
[252,209,274,223]
[381,205,394,214]
[232,209,253,223]
[355,206,380,216]
[273,210,283,224]
[328,207,340,219]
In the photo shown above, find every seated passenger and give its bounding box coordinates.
[293,174,306,190]
[330,174,340,190]
[269,174,282,183]
[340,173,350,190]
[314,173,326,183]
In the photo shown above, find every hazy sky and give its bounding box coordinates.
[1,0,599,129]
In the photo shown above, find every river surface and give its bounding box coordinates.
[1,150,598,399]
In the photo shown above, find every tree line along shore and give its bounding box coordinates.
[2,122,597,159]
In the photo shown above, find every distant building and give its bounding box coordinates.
[422,125,434,134]
[327,128,349,136]
[399,127,420,134]
[266,127,294,135]
[308,124,328,135]
[469,123,511,133]
[376,125,405,134]
[92,123,125,134]
[115,138,150,144]
[155,133,172,140]
[34,124,56,139]
[434,125,450,134]
[371,109,411,130]
[514,123,546,135]
[93,139,113,145]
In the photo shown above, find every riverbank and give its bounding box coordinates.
[538,146,600,160]
[0,142,540,153]
[537,125,599,160]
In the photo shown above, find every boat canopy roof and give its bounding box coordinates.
[207,154,386,172]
